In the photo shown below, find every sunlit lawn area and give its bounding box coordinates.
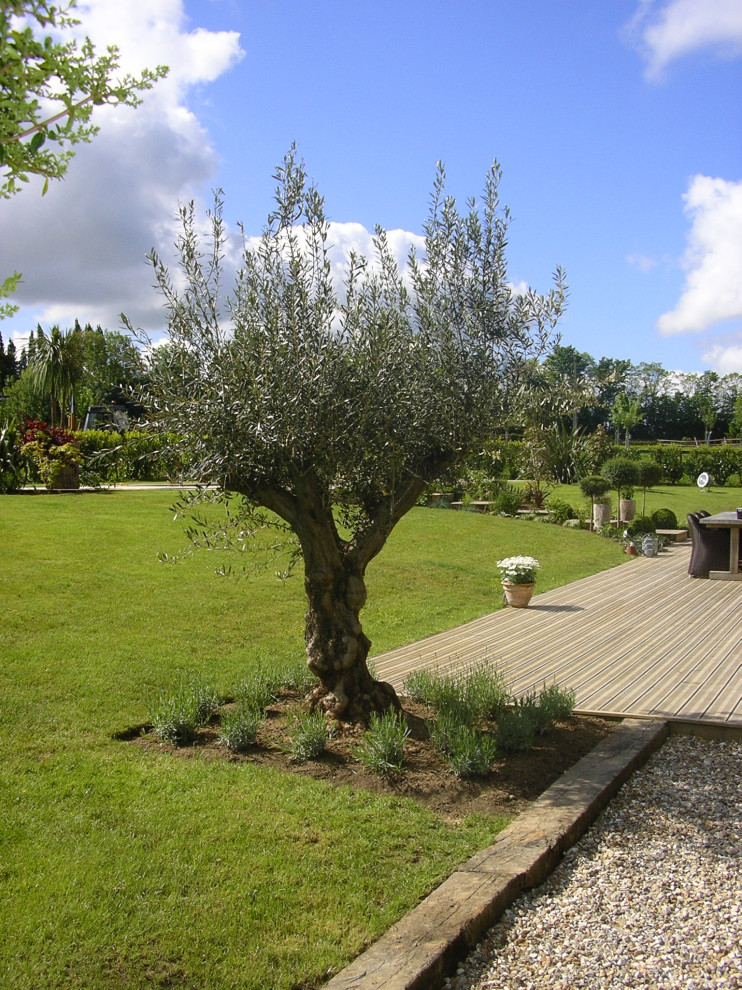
[0,491,629,989]
[548,481,742,524]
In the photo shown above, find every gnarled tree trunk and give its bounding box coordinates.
[303,554,398,722]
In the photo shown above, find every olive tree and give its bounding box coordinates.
[130,150,565,721]
[0,0,167,198]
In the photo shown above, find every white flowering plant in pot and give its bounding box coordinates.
[496,555,541,585]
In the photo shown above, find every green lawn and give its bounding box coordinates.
[548,481,742,524]
[0,492,626,989]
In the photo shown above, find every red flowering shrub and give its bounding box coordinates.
[20,420,76,448]
[20,420,81,488]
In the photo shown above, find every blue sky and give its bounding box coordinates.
[2,0,741,373]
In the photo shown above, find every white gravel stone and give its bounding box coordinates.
[444,735,742,990]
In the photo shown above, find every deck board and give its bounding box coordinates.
[371,542,742,727]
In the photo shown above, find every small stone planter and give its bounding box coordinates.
[619,498,636,523]
[592,502,611,529]
[502,582,535,608]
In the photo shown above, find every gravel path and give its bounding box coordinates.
[444,735,742,990]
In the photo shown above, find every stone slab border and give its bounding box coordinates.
[323,717,668,990]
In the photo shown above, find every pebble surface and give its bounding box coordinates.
[444,735,742,990]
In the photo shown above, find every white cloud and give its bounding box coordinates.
[627,253,659,273]
[0,0,243,333]
[658,175,742,337]
[627,0,742,79]
[701,339,742,374]
[324,223,426,290]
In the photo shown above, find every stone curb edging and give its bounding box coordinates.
[323,718,668,990]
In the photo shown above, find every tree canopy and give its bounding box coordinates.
[0,0,167,198]
[130,149,566,720]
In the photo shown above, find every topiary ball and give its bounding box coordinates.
[651,507,678,529]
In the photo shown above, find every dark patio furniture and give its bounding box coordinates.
[687,512,730,578]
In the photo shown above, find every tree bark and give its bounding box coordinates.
[253,466,440,722]
[303,560,398,722]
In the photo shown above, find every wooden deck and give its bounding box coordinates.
[372,542,742,728]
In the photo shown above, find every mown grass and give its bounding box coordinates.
[548,481,742,524]
[0,492,627,989]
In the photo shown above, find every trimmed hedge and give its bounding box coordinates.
[75,430,184,482]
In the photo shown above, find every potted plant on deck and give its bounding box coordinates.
[497,555,541,608]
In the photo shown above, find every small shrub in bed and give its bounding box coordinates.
[404,661,509,722]
[429,714,498,778]
[538,683,576,724]
[463,663,510,720]
[219,704,265,751]
[354,709,409,774]
[286,710,332,762]
[628,514,656,536]
[496,706,537,753]
[148,673,220,745]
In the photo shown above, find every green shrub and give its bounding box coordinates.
[458,466,502,501]
[404,661,509,723]
[74,429,185,481]
[538,683,576,723]
[478,440,522,480]
[0,427,26,492]
[286,710,332,762]
[513,690,555,736]
[219,704,264,751]
[463,662,510,720]
[148,673,220,745]
[403,667,437,705]
[355,709,409,774]
[579,474,611,501]
[601,456,640,496]
[496,707,536,752]
[403,667,472,719]
[678,447,738,486]
[583,426,616,475]
[651,444,684,484]
[628,514,656,536]
[651,507,678,529]
[546,496,575,525]
[637,460,662,490]
[279,658,317,694]
[76,429,125,483]
[490,483,523,515]
[429,717,498,778]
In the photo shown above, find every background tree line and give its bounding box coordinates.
[537,345,742,443]
[0,321,145,427]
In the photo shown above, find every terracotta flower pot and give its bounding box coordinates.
[502,582,535,608]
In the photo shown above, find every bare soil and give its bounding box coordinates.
[128,692,617,825]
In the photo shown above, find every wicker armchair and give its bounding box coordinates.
[687,512,730,578]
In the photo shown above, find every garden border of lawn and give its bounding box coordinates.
[323,717,669,990]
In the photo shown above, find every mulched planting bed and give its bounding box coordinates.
[127,691,617,825]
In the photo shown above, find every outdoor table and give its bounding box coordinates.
[699,511,742,580]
